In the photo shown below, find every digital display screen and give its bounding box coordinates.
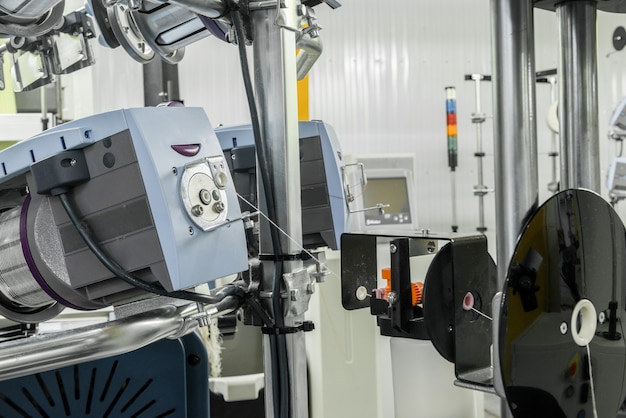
[362,177,411,226]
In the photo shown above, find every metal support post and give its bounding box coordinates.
[56,77,64,124]
[547,75,559,193]
[251,2,308,417]
[490,0,538,416]
[143,60,180,106]
[557,1,599,191]
[465,73,493,233]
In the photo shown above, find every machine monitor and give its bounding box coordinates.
[345,154,418,232]
[361,175,412,227]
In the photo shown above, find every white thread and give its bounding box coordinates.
[471,307,492,321]
[586,344,598,418]
[206,317,223,378]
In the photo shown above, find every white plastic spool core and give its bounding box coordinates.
[355,286,368,301]
[571,299,597,347]
[462,292,474,311]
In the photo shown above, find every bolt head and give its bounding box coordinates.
[387,291,398,305]
[214,201,225,213]
[191,205,204,217]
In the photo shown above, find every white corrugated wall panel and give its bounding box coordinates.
[178,38,251,127]
[310,1,496,251]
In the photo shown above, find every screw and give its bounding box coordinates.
[599,311,606,324]
[560,322,568,335]
[188,226,194,235]
[214,201,225,213]
[187,354,201,366]
[191,205,204,217]
[390,244,397,254]
[427,241,436,253]
[172,167,178,175]
[387,291,398,305]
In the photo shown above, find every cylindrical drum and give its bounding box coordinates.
[0,206,54,309]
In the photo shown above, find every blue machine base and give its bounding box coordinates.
[0,333,208,418]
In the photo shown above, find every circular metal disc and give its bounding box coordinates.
[423,243,456,362]
[107,5,155,64]
[423,241,497,365]
[500,189,626,417]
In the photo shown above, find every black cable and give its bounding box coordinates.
[268,330,281,415]
[58,192,243,305]
[245,295,274,328]
[227,4,290,417]
[277,331,290,418]
[227,1,282,257]
[213,295,244,315]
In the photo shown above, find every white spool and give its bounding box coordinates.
[547,101,559,133]
[571,299,597,347]
[356,286,368,301]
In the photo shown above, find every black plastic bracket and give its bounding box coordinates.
[31,149,90,196]
[261,321,315,335]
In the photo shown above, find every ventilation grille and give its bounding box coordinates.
[0,333,208,418]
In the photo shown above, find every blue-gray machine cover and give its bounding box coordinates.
[0,107,248,313]
[215,120,346,250]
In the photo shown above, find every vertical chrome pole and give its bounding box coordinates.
[470,75,488,233]
[490,0,538,286]
[490,0,538,416]
[557,1,599,191]
[548,76,559,193]
[251,3,307,417]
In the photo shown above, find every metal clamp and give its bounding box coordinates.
[341,162,366,205]
[283,267,314,317]
[305,251,329,283]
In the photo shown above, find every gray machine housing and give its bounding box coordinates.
[0,107,248,320]
[215,121,347,250]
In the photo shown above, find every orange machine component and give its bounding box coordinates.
[381,267,423,306]
[412,282,424,306]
